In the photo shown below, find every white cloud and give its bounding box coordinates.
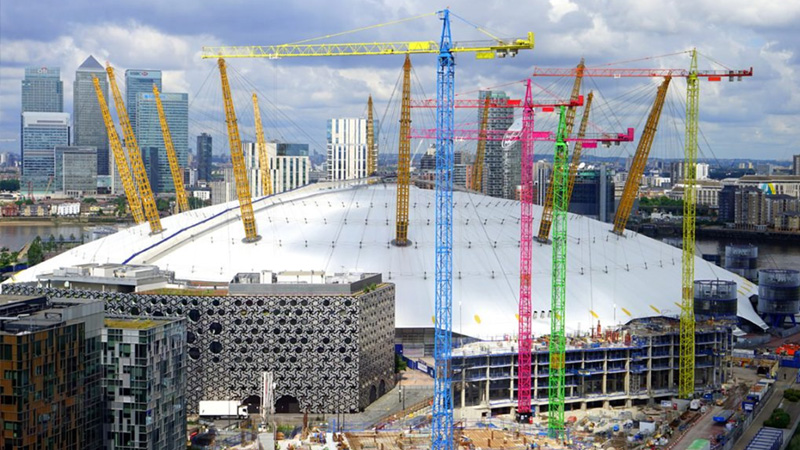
[547,0,579,23]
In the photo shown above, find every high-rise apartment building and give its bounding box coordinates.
[196,133,213,182]
[102,317,186,450]
[21,66,63,113]
[735,187,768,229]
[21,112,70,192]
[478,90,513,198]
[503,140,521,199]
[533,160,552,205]
[125,69,162,138]
[0,295,104,450]
[327,118,376,181]
[135,92,188,193]
[74,56,110,176]
[266,142,310,195]
[793,154,800,176]
[669,161,710,184]
[55,145,97,195]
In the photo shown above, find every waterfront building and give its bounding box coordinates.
[718,184,737,223]
[327,118,376,181]
[54,145,97,196]
[135,92,188,193]
[669,179,723,208]
[196,133,213,182]
[735,187,768,229]
[21,66,63,113]
[793,154,800,176]
[21,112,70,192]
[102,316,186,450]
[738,175,800,199]
[124,69,162,138]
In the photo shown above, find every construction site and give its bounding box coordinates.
[6,6,800,450]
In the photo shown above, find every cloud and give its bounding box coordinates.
[547,0,579,23]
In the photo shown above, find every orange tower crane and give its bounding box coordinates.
[612,77,671,234]
[153,84,191,213]
[106,65,163,234]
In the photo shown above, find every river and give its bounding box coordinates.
[0,223,89,251]
[694,238,800,271]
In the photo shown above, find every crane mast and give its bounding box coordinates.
[106,66,163,234]
[367,95,377,176]
[537,59,585,243]
[218,59,260,242]
[548,106,569,436]
[93,76,144,224]
[613,77,671,235]
[470,96,490,192]
[680,50,699,398]
[432,11,455,450]
[253,93,272,196]
[153,85,191,213]
[517,80,535,419]
[394,56,412,246]
[565,92,593,205]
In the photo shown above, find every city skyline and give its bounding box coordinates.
[1,1,799,162]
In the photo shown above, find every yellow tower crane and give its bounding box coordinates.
[93,77,144,223]
[470,96,490,192]
[253,93,272,196]
[612,77,671,235]
[218,58,260,242]
[153,85,191,213]
[106,65,163,234]
[536,58,585,243]
[394,55,412,246]
[367,95,377,176]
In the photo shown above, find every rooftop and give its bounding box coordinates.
[104,317,171,330]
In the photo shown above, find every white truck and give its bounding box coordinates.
[199,400,248,419]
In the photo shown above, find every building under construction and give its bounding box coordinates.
[450,317,733,417]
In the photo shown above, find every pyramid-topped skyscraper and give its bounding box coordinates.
[73,55,110,177]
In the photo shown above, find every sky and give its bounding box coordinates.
[1,0,799,161]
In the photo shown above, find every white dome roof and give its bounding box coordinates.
[6,179,766,338]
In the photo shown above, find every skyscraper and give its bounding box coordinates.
[793,154,800,176]
[197,133,213,182]
[73,56,110,176]
[55,146,98,195]
[21,66,63,112]
[125,69,162,138]
[327,118,376,181]
[478,90,513,198]
[135,91,189,193]
[21,112,70,192]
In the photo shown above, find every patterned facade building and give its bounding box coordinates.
[4,271,396,415]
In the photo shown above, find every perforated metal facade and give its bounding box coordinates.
[2,283,396,415]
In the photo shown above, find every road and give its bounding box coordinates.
[732,367,800,450]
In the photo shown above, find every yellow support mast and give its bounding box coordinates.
[537,58,585,242]
[612,77,671,235]
[92,76,145,224]
[153,85,191,213]
[367,95,377,176]
[252,93,272,196]
[106,65,163,234]
[470,96,490,192]
[565,91,593,205]
[680,50,699,398]
[393,55,412,246]
[218,58,260,242]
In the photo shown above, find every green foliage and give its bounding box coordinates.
[0,250,19,268]
[23,199,33,205]
[784,389,800,402]
[82,197,97,204]
[639,196,684,208]
[395,353,407,373]
[27,237,44,266]
[764,408,791,429]
[188,196,206,210]
[363,283,378,293]
[0,179,20,191]
[156,198,170,212]
[114,196,128,217]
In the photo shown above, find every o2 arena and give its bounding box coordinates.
[6,179,766,338]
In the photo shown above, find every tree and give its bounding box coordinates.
[114,196,128,217]
[69,233,76,242]
[27,237,44,266]
[156,198,170,212]
[0,179,20,192]
[47,234,56,252]
[188,196,204,210]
